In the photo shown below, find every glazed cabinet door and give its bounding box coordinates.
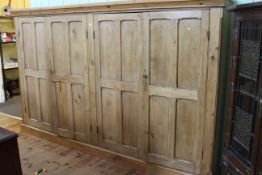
[47,15,91,142]
[17,18,56,133]
[94,13,143,158]
[143,11,210,174]
[224,21,262,175]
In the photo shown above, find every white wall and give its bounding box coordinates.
[30,0,127,7]
[237,0,262,4]
[31,0,262,8]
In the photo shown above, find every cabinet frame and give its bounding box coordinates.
[224,5,262,175]
[15,7,223,175]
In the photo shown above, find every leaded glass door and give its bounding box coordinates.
[224,21,262,175]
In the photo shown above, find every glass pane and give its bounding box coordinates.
[239,40,260,79]
[239,76,256,95]
[230,22,262,165]
[236,93,255,114]
[232,107,253,151]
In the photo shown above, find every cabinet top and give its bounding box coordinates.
[11,0,224,17]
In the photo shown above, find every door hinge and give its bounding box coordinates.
[207,31,210,41]
[97,127,99,133]
[86,31,88,39]
[93,31,95,39]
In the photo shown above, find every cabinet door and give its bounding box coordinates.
[224,21,262,175]
[94,13,143,158]
[17,18,56,133]
[47,15,91,142]
[143,11,210,173]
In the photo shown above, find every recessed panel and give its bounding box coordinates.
[72,84,87,134]
[149,96,169,156]
[26,77,38,120]
[178,19,201,90]
[99,21,120,80]
[35,22,48,71]
[149,19,175,87]
[22,23,36,70]
[69,21,85,76]
[176,100,197,161]
[39,79,54,124]
[102,88,119,143]
[121,20,139,83]
[52,22,69,75]
[122,92,138,147]
[55,82,69,129]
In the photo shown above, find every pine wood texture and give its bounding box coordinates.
[15,5,223,175]
[201,8,223,174]
[11,0,224,17]
[94,13,143,159]
[142,11,210,174]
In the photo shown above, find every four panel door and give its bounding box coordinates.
[18,17,56,133]
[94,13,143,158]
[142,11,210,173]
[47,15,91,142]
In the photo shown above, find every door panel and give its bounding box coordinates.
[39,79,54,124]
[102,88,120,143]
[35,22,48,71]
[224,21,262,174]
[55,82,70,134]
[143,11,209,173]
[149,96,170,156]
[122,92,138,147]
[47,15,91,142]
[26,76,38,121]
[51,22,69,76]
[18,18,55,132]
[22,23,36,70]
[176,100,197,161]
[95,13,143,158]
[70,22,85,76]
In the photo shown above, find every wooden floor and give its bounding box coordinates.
[0,115,149,175]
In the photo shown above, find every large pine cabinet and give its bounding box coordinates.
[14,2,223,174]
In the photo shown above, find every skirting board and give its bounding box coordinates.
[21,124,192,175]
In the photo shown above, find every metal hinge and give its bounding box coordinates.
[97,127,99,133]
[93,31,95,39]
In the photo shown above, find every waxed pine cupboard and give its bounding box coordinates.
[14,1,223,174]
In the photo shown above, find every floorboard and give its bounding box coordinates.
[0,96,21,118]
[0,115,149,175]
